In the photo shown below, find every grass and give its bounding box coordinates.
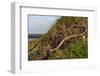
[48,39,88,59]
[28,38,88,60]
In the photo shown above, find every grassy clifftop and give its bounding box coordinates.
[28,16,88,60]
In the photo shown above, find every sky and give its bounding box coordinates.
[28,15,60,34]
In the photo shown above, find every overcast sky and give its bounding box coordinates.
[28,15,60,34]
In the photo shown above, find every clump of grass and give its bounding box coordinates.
[48,39,88,59]
[67,39,88,58]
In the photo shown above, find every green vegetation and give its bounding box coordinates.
[48,39,88,59]
[28,16,88,61]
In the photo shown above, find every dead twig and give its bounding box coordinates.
[50,30,87,52]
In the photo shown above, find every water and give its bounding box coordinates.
[28,38,34,42]
[28,38,40,43]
